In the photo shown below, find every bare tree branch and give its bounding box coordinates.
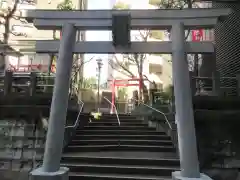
[0,12,5,18]
[109,55,135,77]
[6,0,19,18]
[12,14,28,23]
[125,55,138,66]
[114,56,135,77]
[143,74,154,84]
[0,0,20,70]
[109,61,133,78]
[1,0,19,44]
[70,56,95,94]
[151,0,197,40]
[0,0,19,18]
[139,30,150,41]
[72,56,94,77]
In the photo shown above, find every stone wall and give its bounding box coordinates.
[213,2,240,96]
[0,118,46,180]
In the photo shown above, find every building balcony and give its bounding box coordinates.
[0,41,23,56]
[149,63,162,75]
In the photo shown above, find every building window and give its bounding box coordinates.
[149,64,162,74]
[156,83,163,91]
[0,0,8,9]
[11,24,33,37]
[149,30,164,40]
[13,0,37,5]
[13,0,37,10]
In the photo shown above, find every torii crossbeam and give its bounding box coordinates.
[24,8,231,180]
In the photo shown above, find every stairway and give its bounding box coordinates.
[62,114,180,180]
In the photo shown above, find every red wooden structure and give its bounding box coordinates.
[109,77,147,113]
[192,29,203,41]
[8,64,56,72]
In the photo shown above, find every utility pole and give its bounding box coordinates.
[96,58,103,112]
[76,0,85,97]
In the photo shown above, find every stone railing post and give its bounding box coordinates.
[212,71,220,96]
[4,71,13,96]
[29,72,37,96]
[189,71,196,96]
[236,74,240,96]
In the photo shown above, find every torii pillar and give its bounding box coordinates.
[30,23,76,180]
[171,22,205,180]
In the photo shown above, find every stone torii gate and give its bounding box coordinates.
[23,8,230,180]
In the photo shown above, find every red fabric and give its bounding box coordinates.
[192,29,203,41]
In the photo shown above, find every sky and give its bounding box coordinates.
[83,0,116,83]
[83,0,152,82]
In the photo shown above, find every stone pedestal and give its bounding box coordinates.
[29,167,69,180]
[172,171,212,180]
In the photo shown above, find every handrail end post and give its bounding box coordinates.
[103,96,120,126]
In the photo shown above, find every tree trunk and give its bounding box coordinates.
[194,54,199,91]
[48,56,54,75]
[138,56,144,102]
[1,18,10,73]
[44,54,54,92]
[47,30,57,75]
[45,30,57,92]
[194,54,199,76]
[143,84,149,104]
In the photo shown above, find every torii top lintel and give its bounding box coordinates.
[23,8,231,30]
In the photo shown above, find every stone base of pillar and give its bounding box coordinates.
[29,167,69,180]
[172,171,212,180]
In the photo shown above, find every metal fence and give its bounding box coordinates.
[192,74,240,96]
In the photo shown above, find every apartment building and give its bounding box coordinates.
[0,0,87,72]
[83,0,116,84]
[111,34,172,98]
[110,0,216,99]
[108,1,173,100]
